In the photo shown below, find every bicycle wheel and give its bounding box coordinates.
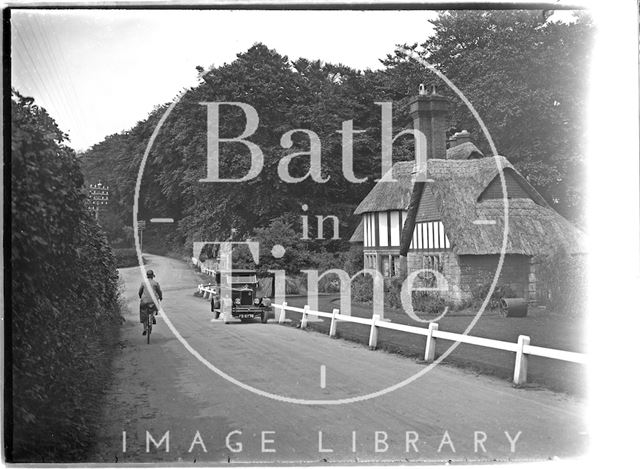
[147,313,152,344]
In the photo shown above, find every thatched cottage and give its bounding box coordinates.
[349,87,585,305]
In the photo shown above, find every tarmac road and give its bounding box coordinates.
[92,254,587,464]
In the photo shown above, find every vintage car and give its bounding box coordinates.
[210,270,273,324]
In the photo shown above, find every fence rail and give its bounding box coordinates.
[270,302,586,386]
[193,257,216,276]
[191,277,586,385]
[523,344,587,364]
[197,284,216,299]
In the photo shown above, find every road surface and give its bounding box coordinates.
[92,254,587,464]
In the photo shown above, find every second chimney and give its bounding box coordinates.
[453,130,471,146]
[408,84,450,161]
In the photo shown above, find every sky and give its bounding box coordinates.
[11,9,441,151]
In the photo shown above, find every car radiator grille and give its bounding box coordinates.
[241,290,252,305]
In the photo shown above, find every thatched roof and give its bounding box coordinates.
[446,142,484,160]
[354,161,415,214]
[349,219,364,243]
[353,157,585,256]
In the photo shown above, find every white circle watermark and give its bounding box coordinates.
[133,48,509,405]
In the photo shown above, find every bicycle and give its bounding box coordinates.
[142,303,158,344]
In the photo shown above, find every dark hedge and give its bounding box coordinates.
[9,91,121,461]
[537,247,587,317]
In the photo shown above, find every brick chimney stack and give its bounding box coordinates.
[408,84,450,161]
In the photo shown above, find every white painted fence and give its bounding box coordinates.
[271,302,586,386]
[193,258,216,276]
[197,284,217,299]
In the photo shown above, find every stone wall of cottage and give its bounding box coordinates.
[366,250,534,306]
[528,257,540,305]
[406,251,463,304]
[457,254,531,302]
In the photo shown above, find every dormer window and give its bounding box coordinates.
[478,168,540,203]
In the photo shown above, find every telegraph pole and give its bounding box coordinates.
[138,220,146,253]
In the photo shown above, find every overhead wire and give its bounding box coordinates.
[13,26,59,113]
[26,16,82,138]
[32,13,91,145]
[27,16,79,129]
[13,21,75,136]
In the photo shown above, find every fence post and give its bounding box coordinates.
[301,305,309,329]
[329,309,339,338]
[368,314,380,350]
[278,301,287,324]
[513,335,530,385]
[424,322,439,363]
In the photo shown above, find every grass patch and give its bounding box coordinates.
[282,296,586,396]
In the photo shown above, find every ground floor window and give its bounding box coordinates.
[419,254,443,288]
[364,253,377,270]
[381,255,390,277]
[378,254,401,278]
[368,252,405,278]
[391,255,401,277]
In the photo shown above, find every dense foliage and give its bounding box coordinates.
[537,247,587,316]
[10,91,121,461]
[384,10,593,222]
[80,11,593,269]
[80,44,401,262]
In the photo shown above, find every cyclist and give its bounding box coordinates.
[138,269,163,335]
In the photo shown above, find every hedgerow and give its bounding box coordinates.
[10,91,121,462]
[537,247,587,316]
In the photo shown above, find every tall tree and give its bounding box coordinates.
[384,10,593,223]
[81,44,403,255]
